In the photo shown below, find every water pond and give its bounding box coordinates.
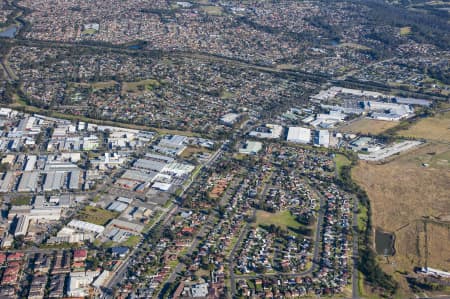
[375,228,395,256]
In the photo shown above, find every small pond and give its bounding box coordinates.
[375,228,395,256]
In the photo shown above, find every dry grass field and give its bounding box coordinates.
[396,110,450,142]
[255,210,302,231]
[179,146,212,158]
[338,118,399,135]
[399,26,412,35]
[352,143,450,295]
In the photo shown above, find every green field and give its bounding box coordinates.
[201,5,223,15]
[219,89,234,100]
[78,206,118,226]
[255,210,301,230]
[10,196,31,206]
[81,28,98,35]
[399,26,411,35]
[122,79,160,93]
[120,235,141,247]
[334,154,351,178]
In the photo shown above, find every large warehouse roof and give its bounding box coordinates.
[287,127,311,144]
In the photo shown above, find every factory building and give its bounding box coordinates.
[43,171,66,192]
[17,171,39,192]
[314,130,330,148]
[67,220,105,235]
[13,216,30,237]
[287,127,311,144]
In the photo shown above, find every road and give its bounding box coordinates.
[103,145,224,296]
[229,207,255,296]
[0,50,17,82]
[352,204,360,299]
[157,212,215,298]
[153,146,225,297]
[229,184,326,295]
[334,157,359,299]
[103,204,177,293]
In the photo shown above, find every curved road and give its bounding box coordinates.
[229,185,325,296]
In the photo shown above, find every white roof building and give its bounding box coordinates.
[107,201,128,213]
[152,182,172,191]
[249,124,283,139]
[67,220,105,235]
[67,271,99,297]
[287,127,311,144]
[239,141,263,155]
[220,113,240,125]
[92,270,110,289]
[14,216,29,237]
[162,162,195,177]
[17,171,39,192]
[24,155,37,172]
[315,130,330,148]
[190,283,209,297]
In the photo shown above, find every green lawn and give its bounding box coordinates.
[120,235,141,247]
[10,196,31,206]
[81,28,98,35]
[255,210,301,230]
[201,5,223,15]
[399,26,411,36]
[358,204,368,232]
[78,206,118,226]
[335,154,351,178]
[220,89,234,100]
[122,79,160,93]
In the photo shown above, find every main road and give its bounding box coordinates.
[102,144,224,296]
[352,204,360,299]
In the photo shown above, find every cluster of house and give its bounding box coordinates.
[0,249,115,299]
[117,210,207,298]
[0,252,25,296]
[0,4,12,23]
[317,184,353,293]
[167,176,252,299]
[236,228,274,274]
[18,0,313,64]
[8,46,312,135]
[122,172,248,298]
[351,52,450,95]
[260,146,332,214]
